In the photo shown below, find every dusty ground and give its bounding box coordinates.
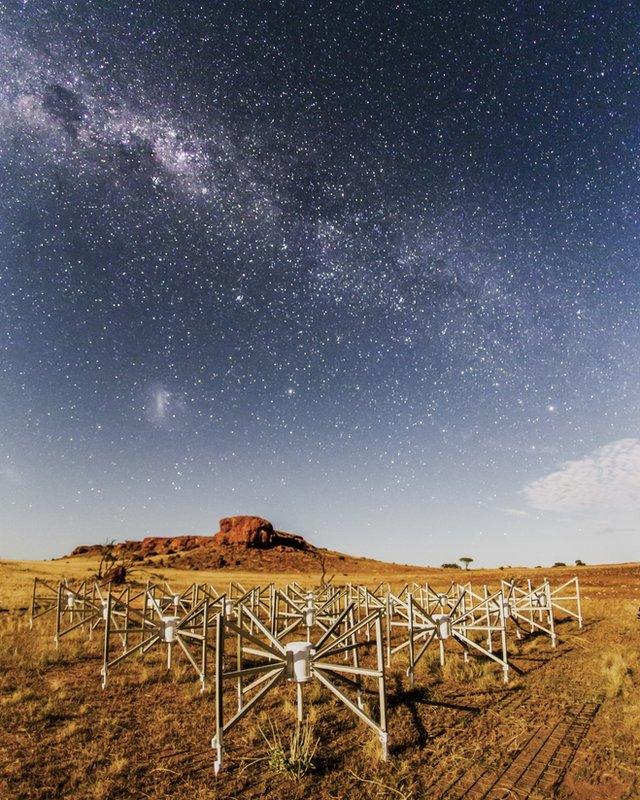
[0,558,638,799]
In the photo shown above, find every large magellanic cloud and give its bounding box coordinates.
[523,438,640,513]
[144,383,186,429]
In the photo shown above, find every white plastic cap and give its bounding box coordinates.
[161,615,179,643]
[432,613,452,640]
[285,641,313,683]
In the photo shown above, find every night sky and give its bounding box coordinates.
[1,2,639,565]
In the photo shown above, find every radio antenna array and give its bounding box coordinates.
[211,601,388,773]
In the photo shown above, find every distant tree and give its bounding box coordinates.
[97,540,117,580]
[575,559,585,566]
[441,562,461,569]
[96,539,135,585]
[312,548,335,588]
[552,561,566,568]
[459,557,474,570]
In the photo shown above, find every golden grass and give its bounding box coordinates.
[4,555,639,610]
[252,718,318,779]
[0,558,639,799]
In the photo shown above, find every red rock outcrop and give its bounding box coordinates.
[215,515,308,550]
[69,514,312,569]
[65,517,414,575]
[136,535,209,557]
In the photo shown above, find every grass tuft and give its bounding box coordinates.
[601,650,635,698]
[258,718,318,780]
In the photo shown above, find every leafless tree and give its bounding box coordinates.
[312,548,335,588]
[96,540,135,585]
[97,540,117,580]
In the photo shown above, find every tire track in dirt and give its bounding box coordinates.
[425,617,602,799]
[448,700,600,799]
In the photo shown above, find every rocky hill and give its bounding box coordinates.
[69,514,394,575]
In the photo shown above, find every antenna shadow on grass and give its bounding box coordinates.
[510,646,575,675]
[388,675,480,753]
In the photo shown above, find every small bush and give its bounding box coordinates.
[259,719,317,780]
[601,651,635,698]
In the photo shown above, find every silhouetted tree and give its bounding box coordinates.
[459,557,474,570]
[312,548,335,587]
[96,540,135,584]
[97,540,117,580]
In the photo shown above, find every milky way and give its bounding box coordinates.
[1,2,639,564]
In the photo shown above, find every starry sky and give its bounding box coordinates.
[1,1,639,566]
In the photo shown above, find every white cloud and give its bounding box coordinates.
[500,507,530,517]
[523,438,640,514]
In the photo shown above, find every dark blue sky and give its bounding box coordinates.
[1,1,639,564]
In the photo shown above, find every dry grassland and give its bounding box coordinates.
[0,558,638,799]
